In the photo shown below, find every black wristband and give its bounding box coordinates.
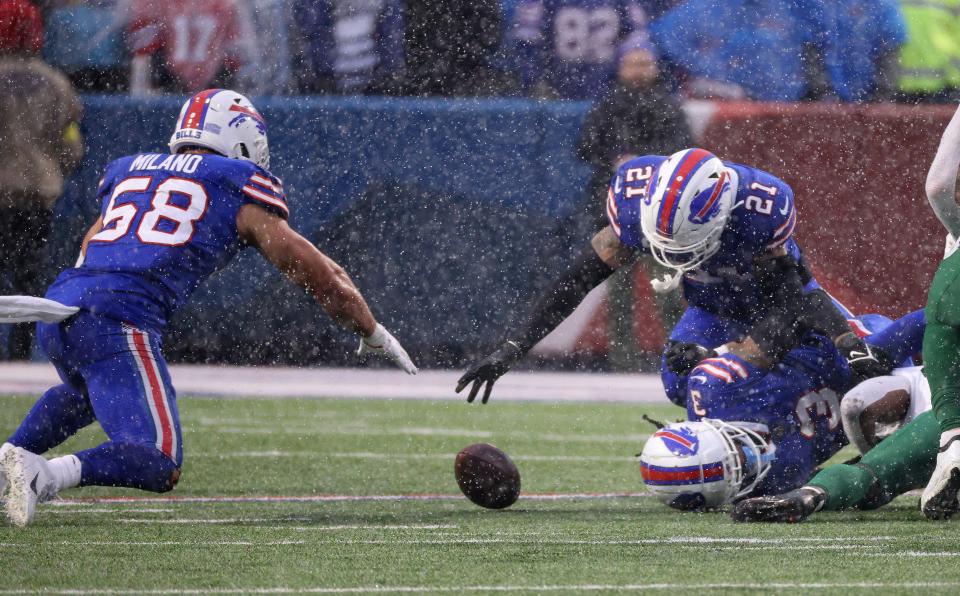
[516,246,616,350]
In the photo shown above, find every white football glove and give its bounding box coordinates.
[357,323,418,374]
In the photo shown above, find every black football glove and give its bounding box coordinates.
[456,340,526,404]
[664,341,716,376]
[835,332,896,384]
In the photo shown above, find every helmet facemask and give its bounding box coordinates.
[701,419,776,503]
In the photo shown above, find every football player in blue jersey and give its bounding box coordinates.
[0,89,417,527]
[457,147,884,404]
[638,301,925,511]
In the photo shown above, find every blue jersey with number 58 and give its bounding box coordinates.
[45,153,289,334]
[607,155,801,322]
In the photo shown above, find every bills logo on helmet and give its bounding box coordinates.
[688,171,729,225]
[653,427,699,456]
[228,104,267,135]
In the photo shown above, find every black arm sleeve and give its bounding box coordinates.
[798,288,852,339]
[513,246,617,351]
[755,254,849,339]
[754,254,805,309]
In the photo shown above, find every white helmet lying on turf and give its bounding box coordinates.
[639,419,775,510]
[640,148,735,291]
[169,88,270,170]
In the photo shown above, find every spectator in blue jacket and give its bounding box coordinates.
[803,0,906,102]
[43,0,127,92]
[650,0,817,101]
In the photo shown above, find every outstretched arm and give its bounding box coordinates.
[456,225,629,403]
[927,103,960,238]
[237,205,416,373]
[238,205,375,335]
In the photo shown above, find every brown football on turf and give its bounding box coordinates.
[454,443,521,509]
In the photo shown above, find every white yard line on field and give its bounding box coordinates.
[115,520,458,530]
[51,492,650,506]
[3,581,960,594]
[862,551,960,557]
[205,426,652,444]
[0,363,667,403]
[48,508,176,515]
[117,518,280,525]
[326,538,887,547]
[191,450,634,463]
[0,541,305,547]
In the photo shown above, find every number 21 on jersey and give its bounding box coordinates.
[91,176,208,247]
[744,182,777,215]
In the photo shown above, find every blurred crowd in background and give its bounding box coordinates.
[2,0,958,104]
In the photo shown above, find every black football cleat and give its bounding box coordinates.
[730,487,826,523]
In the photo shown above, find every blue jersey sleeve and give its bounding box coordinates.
[228,163,290,220]
[686,354,774,422]
[864,309,926,366]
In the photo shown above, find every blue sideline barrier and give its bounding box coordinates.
[45,95,594,366]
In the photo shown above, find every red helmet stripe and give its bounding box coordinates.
[656,148,713,237]
[640,462,725,483]
[179,88,224,130]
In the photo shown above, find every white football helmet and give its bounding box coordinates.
[169,89,270,170]
[639,419,775,510]
[640,148,736,275]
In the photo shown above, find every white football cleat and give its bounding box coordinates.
[922,438,960,520]
[0,443,12,501]
[2,446,57,527]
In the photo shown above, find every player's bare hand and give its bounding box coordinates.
[357,324,418,374]
[456,341,525,404]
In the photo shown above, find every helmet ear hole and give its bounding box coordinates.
[238,143,250,159]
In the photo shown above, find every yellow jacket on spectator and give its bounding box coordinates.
[0,55,83,209]
[899,0,960,94]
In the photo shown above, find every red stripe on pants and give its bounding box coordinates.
[132,330,172,458]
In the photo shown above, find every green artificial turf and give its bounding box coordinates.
[0,394,957,594]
